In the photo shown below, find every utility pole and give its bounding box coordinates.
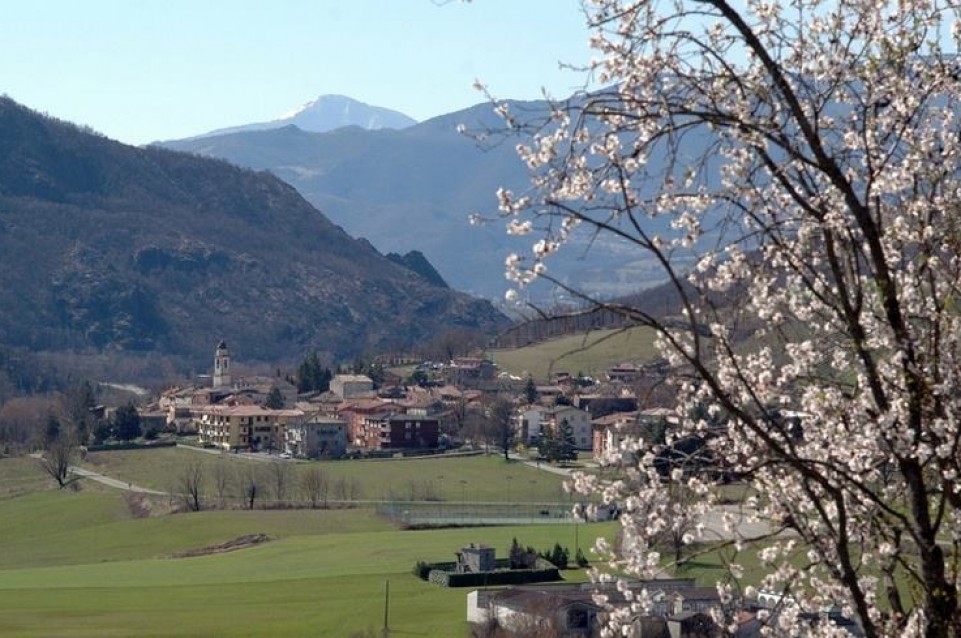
[382,579,390,637]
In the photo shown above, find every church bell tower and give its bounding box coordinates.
[213,340,231,389]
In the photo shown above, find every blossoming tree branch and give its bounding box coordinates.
[480,0,961,636]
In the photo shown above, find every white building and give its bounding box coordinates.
[330,374,374,399]
[552,405,592,450]
[514,405,593,450]
[515,405,549,445]
[285,415,348,459]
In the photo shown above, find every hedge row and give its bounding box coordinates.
[414,559,516,580]
[86,440,177,452]
[414,561,456,580]
[427,567,561,588]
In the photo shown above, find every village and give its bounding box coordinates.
[3,334,867,638]
[89,341,857,638]
[140,340,674,466]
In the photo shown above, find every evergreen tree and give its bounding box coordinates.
[93,420,113,444]
[509,537,524,569]
[296,352,318,393]
[558,418,577,463]
[539,425,558,463]
[364,362,385,389]
[113,403,141,442]
[524,376,538,404]
[318,366,332,393]
[296,352,332,393]
[550,543,569,569]
[264,387,284,409]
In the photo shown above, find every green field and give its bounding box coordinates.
[81,448,570,505]
[0,456,49,499]
[0,453,611,637]
[488,325,659,380]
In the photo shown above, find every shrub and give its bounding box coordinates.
[533,542,573,569]
[413,560,431,580]
[550,543,569,569]
[413,560,456,581]
[430,567,561,588]
[509,538,537,569]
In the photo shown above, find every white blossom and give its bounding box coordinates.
[488,0,961,635]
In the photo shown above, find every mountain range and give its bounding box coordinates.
[184,95,417,140]
[160,96,678,300]
[0,97,507,365]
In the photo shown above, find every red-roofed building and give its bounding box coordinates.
[338,398,393,446]
[357,412,440,450]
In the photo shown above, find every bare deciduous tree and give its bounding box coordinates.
[332,476,361,502]
[239,463,263,510]
[0,396,55,453]
[268,458,292,505]
[212,457,231,508]
[58,380,97,446]
[485,395,517,462]
[37,434,80,490]
[462,404,491,452]
[178,458,205,512]
[446,394,471,440]
[301,466,329,509]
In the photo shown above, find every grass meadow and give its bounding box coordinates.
[82,447,571,505]
[0,451,612,637]
[487,325,659,380]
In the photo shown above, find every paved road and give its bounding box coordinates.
[68,466,167,495]
[30,451,167,494]
[508,452,587,476]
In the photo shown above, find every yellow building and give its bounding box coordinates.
[196,405,303,451]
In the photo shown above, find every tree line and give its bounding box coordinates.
[174,457,363,512]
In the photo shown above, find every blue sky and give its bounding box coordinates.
[1,0,594,145]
